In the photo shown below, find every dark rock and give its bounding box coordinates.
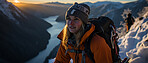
[0,58,10,63]
[56,14,66,22]
[44,44,60,63]
[139,17,144,20]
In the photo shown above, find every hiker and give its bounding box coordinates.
[54,2,112,63]
[124,13,135,32]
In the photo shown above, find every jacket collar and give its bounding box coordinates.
[57,24,95,45]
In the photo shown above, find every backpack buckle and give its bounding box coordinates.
[81,51,86,63]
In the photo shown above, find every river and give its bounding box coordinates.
[26,16,65,63]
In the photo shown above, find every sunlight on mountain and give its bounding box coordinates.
[14,0,20,3]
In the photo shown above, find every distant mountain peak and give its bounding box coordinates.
[138,0,148,2]
[0,0,26,22]
[45,2,67,5]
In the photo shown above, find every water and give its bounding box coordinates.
[26,16,65,63]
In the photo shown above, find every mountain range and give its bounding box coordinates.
[15,0,148,27]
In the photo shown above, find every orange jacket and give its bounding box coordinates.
[54,24,112,63]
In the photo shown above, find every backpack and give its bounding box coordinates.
[65,16,121,63]
[84,16,121,63]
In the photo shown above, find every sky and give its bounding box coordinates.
[7,0,137,4]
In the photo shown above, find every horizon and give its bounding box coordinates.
[8,0,137,4]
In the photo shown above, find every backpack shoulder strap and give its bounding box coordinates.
[84,31,95,63]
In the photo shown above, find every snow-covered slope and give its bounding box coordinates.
[119,11,148,63]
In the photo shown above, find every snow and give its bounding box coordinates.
[48,58,55,63]
[48,58,73,63]
[12,3,26,18]
[119,12,148,63]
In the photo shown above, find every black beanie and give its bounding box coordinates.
[65,2,90,24]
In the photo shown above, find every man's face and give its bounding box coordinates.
[66,16,82,34]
